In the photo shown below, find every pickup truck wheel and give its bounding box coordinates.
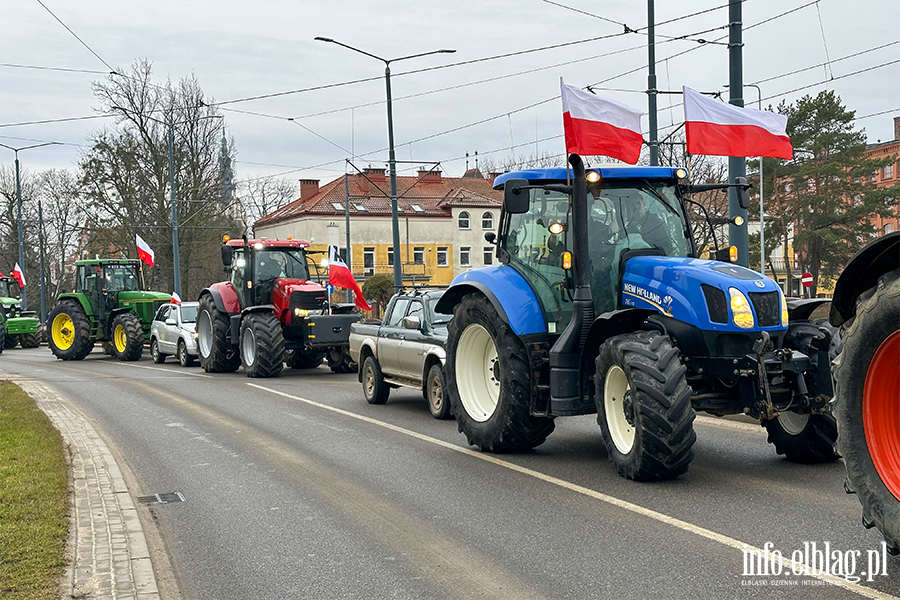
[446,294,554,452]
[834,268,900,555]
[594,331,696,481]
[762,412,838,463]
[197,293,240,373]
[151,338,166,363]
[240,312,284,378]
[362,356,389,404]
[327,346,356,373]
[426,364,451,420]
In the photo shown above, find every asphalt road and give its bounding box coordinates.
[2,346,898,599]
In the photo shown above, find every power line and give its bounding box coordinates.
[0,114,112,129]
[751,41,899,85]
[34,0,116,73]
[0,62,109,74]
[760,59,900,102]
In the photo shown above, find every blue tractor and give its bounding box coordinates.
[435,154,838,480]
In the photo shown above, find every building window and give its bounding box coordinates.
[483,246,493,266]
[458,211,470,229]
[387,247,394,267]
[413,246,425,264]
[411,203,425,213]
[482,211,494,229]
[460,246,470,266]
[885,164,894,179]
[331,201,345,211]
[437,247,448,267]
[887,223,895,234]
[364,247,375,275]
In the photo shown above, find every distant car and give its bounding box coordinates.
[349,289,451,418]
[150,302,199,366]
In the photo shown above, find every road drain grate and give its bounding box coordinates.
[137,492,185,505]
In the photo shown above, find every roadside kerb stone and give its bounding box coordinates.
[3,373,160,600]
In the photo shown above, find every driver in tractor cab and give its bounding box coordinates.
[256,251,285,300]
[626,195,670,254]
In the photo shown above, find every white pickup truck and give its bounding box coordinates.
[348,289,451,419]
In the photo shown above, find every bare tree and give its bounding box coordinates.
[0,164,40,278]
[37,169,84,296]
[238,176,298,235]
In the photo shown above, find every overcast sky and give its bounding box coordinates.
[1,0,897,186]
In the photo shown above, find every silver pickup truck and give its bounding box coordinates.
[348,289,451,419]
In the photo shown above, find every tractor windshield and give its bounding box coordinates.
[254,248,310,282]
[103,264,141,292]
[0,279,16,298]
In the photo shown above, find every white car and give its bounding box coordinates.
[150,302,199,366]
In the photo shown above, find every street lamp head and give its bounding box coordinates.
[314,36,334,43]
[438,49,456,54]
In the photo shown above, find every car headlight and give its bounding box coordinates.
[728,287,755,329]
[780,290,789,327]
[191,332,198,340]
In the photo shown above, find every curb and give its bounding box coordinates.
[5,375,161,600]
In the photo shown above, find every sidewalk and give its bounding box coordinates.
[6,374,160,600]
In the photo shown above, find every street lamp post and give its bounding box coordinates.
[315,37,455,292]
[0,141,60,310]
[111,107,223,296]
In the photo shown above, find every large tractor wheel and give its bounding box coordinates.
[4,333,17,348]
[326,346,356,373]
[286,349,325,369]
[20,330,43,348]
[239,312,285,378]
[48,300,94,361]
[446,294,555,452]
[197,293,240,373]
[111,313,143,361]
[0,323,5,355]
[762,413,838,463]
[834,268,900,555]
[594,331,696,481]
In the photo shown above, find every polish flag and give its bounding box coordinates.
[12,263,26,288]
[683,86,792,159]
[561,78,644,164]
[328,245,371,311]
[136,234,155,267]
[171,292,182,304]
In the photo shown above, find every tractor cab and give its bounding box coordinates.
[74,260,145,328]
[0,276,21,302]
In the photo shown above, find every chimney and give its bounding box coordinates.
[363,166,386,182]
[489,172,503,184]
[417,168,442,183]
[894,116,900,142]
[300,179,319,201]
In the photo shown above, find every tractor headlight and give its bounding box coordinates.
[780,290,789,327]
[728,287,755,329]
[294,307,309,317]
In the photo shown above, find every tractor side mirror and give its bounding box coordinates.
[402,315,421,330]
[484,232,496,244]
[735,177,750,210]
[503,179,530,214]
[221,244,234,267]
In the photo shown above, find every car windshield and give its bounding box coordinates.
[103,264,140,291]
[180,306,198,323]
[255,248,310,281]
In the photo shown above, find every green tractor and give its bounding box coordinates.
[47,259,171,361]
[0,275,43,350]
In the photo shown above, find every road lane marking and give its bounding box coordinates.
[249,382,897,600]
[117,362,212,378]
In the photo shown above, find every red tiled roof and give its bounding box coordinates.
[255,172,502,228]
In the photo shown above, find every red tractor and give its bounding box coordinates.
[196,237,361,377]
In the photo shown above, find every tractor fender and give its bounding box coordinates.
[433,265,545,336]
[830,231,900,326]
[241,304,278,317]
[201,282,242,314]
[786,298,831,321]
[581,308,657,371]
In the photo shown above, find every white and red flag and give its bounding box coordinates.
[328,245,371,311]
[136,234,155,267]
[560,78,644,164]
[683,86,792,159]
[12,263,26,288]
[170,292,182,304]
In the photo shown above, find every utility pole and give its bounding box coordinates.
[344,172,352,304]
[727,0,749,267]
[168,125,181,296]
[647,0,659,166]
[38,199,47,324]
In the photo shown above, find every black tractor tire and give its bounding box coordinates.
[594,331,696,481]
[361,355,390,404]
[150,338,167,363]
[762,413,839,463]
[197,293,240,373]
[327,346,356,373]
[177,340,195,367]
[0,323,5,355]
[833,268,900,555]
[48,300,94,361]
[101,340,116,356]
[4,333,18,348]
[446,294,555,452]
[111,313,144,361]
[239,312,285,378]
[426,364,451,420]
[286,349,325,369]
[20,330,43,348]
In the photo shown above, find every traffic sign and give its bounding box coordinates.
[325,283,335,294]
[801,272,813,288]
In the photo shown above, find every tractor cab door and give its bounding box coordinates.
[229,249,248,308]
[502,189,573,335]
[78,264,107,324]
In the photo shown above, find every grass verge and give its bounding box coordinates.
[0,380,68,600]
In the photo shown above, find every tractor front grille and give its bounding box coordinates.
[702,284,728,324]
[749,291,780,327]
